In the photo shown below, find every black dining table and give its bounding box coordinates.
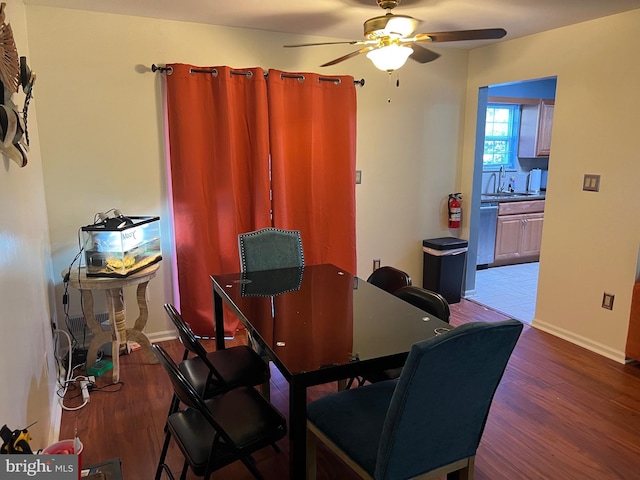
[211,263,452,479]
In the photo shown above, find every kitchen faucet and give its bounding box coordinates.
[497,166,506,192]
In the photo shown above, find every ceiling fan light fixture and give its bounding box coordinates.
[366,44,413,72]
[384,15,417,37]
[364,14,417,39]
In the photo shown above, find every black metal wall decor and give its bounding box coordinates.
[0,2,35,168]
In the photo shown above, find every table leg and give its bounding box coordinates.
[83,290,108,370]
[214,291,225,351]
[105,288,125,382]
[128,281,157,364]
[289,379,307,480]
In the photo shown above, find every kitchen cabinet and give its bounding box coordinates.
[518,99,554,158]
[493,200,545,266]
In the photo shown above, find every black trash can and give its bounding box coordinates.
[422,237,468,304]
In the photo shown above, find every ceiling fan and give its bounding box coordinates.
[284,0,506,72]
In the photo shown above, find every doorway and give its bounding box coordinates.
[464,77,557,324]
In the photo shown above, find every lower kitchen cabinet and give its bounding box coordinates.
[493,200,545,266]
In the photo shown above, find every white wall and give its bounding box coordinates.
[0,0,58,450]
[25,7,469,340]
[462,10,640,361]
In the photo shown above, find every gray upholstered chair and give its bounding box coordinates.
[237,227,305,398]
[307,320,523,480]
[366,266,412,294]
[238,227,304,272]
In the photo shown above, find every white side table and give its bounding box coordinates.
[63,263,160,382]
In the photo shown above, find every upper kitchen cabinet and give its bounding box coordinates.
[518,99,554,158]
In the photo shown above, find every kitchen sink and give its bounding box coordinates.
[482,192,539,199]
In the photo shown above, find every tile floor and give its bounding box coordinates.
[467,262,539,324]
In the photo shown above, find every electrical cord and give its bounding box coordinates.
[54,329,93,411]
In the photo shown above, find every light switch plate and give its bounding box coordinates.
[602,292,614,310]
[355,170,362,184]
[583,174,600,192]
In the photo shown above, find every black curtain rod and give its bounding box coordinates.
[151,64,365,87]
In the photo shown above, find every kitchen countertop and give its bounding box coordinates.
[481,192,546,203]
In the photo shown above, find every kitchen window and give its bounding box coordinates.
[483,104,520,170]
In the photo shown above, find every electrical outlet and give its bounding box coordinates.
[583,174,600,192]
[373,259,381,271]
[602,292,614,310]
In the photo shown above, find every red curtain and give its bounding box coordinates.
[165,65,271,336]
[165,65,357,336]
[268,70,357,274]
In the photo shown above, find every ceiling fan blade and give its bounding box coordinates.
[414,28,507,43]
[320,46,374,67]
[284,40,363,48]
[408,45,441,64]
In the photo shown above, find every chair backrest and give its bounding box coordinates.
[366,266,412,294]
[164,303,226,384]
[238,227,304,272]
[152,344,234,443]
[374,320,523,480]
[164,303,208,358]
[394,285,451,323]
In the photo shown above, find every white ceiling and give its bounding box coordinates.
[23,0,640,48]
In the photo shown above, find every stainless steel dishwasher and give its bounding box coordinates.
[477,202,498,266]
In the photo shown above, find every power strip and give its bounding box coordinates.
[80,380,90,403]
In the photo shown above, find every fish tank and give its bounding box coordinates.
[81,216,162,277]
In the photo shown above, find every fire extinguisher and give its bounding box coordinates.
[448,193,462,229]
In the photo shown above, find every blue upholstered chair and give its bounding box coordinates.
[238,227,304,272]
[366,266,412,294]
[307,320,523,480]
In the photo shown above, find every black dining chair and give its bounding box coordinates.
[163,303,270,417]
[152,345,287,480]
[307,320,523,480]
[366,266,412,294]
[394,285,450,323]
[353,286,452,386]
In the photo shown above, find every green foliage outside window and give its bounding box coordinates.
[483,104,519,169]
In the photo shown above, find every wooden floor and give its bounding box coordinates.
[60,299,640,479]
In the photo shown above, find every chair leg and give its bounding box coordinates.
[155,430,173,480]
[345,376,364,389]
[239,454,264,480]
[157,464,175,480]
[306,427,318,480]
[447,456,475,480]
[164,394,180,432]
[179,461,188,480]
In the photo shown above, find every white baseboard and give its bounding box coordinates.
[146,330,178,344]
[48,397,62,447]
[532,318,626,364]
